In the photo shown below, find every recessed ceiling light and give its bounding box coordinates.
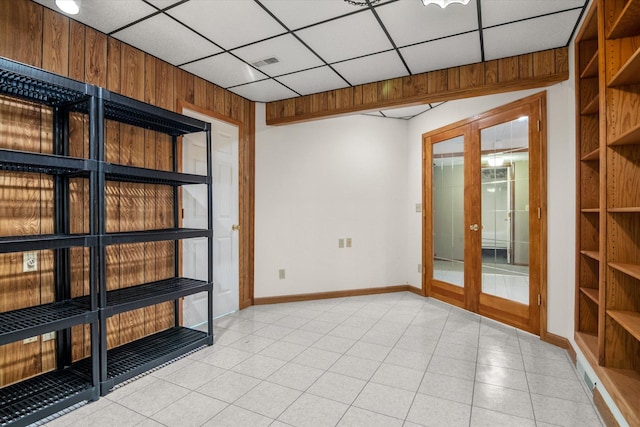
[55,0,81,15]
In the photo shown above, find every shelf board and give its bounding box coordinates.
[608,207,640,213]
[0,302,97,346]
[581,208,600,213]
[89,327,210,392]
[0,368,96,427]
[104,163,208,186]
[580,147,600,161]
[575,331,598,362]
[580,250,600,261]
[0,57,90,107]
[609,47,640,87]
[609,262,640,281]
[581,94,599,115]
[0,149,95,176]
[101,89,209,137]
[609,122,640,145]
[101,228,211,245]
[75,278,210,317]
[608,310,640,341]
[0,234,95,253]
[580,287,600,305]
[580,51,599,79]
[607,0,640,39]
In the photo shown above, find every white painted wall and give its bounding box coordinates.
[254,109,409,297]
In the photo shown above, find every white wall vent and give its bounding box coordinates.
[251,57,280,67]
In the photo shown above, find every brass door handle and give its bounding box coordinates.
[469,224,479,232]
[232,224,240,231]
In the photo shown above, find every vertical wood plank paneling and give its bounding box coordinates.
[353,86,363,106]
[447,67,461,91]
[403,74,427,98]
[518,53,534,80]
[555,47,569,74]
[362,82,377,105]
[0,0,42,66]
[84,27,107,87]
[283,98,296,117]
[485,60,498,85]
[42,8,69,75]
[498,56,519,83]
[428,70,448,93]
[335,88,353,110]
[459,63,483,89]
[213,85,227,116]
[311,92,328,113]
[533,49,556,77]
[194,76,207,107]
[174,68,195,106]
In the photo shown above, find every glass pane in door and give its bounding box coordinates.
[480,117,529,304]
[432,136,465,287]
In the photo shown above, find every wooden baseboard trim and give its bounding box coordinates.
[253,285,417,305]
[594,387,620,427]
[407,286,424,297]
[542,332,575,363]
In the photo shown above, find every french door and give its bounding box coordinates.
[422,93,546,334]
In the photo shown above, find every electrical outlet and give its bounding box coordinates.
[23,336,38,344]
[346,238,352,248]
[279,269,286,279]
[23,251,37,272]
[42,331,56,341]
[416,203,422,213]
[418,264,422,273]
[339,238,344,248]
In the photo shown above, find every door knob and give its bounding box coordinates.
[232,224,240,231]
[469,224,479,232]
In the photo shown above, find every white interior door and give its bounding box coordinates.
[182,108,239,325]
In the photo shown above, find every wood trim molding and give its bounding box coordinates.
[266,48,568,125]
[594,387,621,427]
[253,285,419,305]
[542,332,576,363]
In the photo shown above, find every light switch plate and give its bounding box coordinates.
[339,238,344,248]
[279,269,286,279]
[346,238,352,248]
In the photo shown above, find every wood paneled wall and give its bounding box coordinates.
[0,0,255,386]
[266,47,569,125]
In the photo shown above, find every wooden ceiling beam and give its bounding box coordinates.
[266,47,568,125]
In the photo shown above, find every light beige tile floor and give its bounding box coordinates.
[40,292,604,427]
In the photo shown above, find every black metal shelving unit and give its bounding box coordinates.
[0,57,99,427]
[0,57,213,424]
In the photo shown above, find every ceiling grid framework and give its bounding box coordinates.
[33,0,588,119]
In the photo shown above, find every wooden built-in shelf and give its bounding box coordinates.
[608,207,640,213]
[580,147,600,161]
[609,47,640,87]
[581,94,600,115]
[607,0,640,39]
[581,208,600,213]
[608,310,640,341]
[581,51,599,79]
[609,262,640,281]
[575,331,599,361]
[609,122,640,146]
[581,250,600,261]
[580,287,600,304]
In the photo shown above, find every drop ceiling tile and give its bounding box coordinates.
[167,0,286,50]
[481,0,586,27]
[400,32,481,74]
[181,53,267,88]
[260,0,359,30]
[277,67,348,96]
[232,34,323,77]
[295,11,392,64]
[112,14,221,66]
[483,9,582,60]
[145,0,184,9]
[376,0,478,47]
[381,104,431,119]
[32,0,157,34]
[228,79,298,103]
[332,51,407,86]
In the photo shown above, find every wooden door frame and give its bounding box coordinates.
[421,91,548,336]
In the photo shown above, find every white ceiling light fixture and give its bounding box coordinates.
[421,0,471,8]
[55,0,81,15]
[344,0,382,6]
